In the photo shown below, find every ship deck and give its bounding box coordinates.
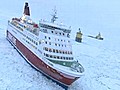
[44,58,84,77]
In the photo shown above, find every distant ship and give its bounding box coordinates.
[6,2,84,89]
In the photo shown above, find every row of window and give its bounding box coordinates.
[44,53,73,60]
[40,23,70,33]
[26,36,38,45]
[11,21,24,31]
[44,47,72,55]
[42,28,70,38]
[41,28,70,38]
[45,36,70,43]
[45,41,67,47]
[51,30,65,36]
[12,21,39,46]
[24,38,37,50]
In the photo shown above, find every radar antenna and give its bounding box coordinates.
[51,7,58,23]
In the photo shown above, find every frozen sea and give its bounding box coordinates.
[0,0,120,90]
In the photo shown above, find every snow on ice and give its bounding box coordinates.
[0,0,120,90]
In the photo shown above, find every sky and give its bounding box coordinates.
[1,0,120,38]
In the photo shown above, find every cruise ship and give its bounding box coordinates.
[6,2,84,89]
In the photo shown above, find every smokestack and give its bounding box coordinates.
[23,2,30,16]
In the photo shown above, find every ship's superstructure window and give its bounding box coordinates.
[50,55,52,58]
[59,50,62,53]
[45,36,47,39]
[45,47,48,51]
[45,41,47,44]
[40,23,71,38]
[55,32,57,34]
[67,34,70,37]
[44,53,74,60]
[56,50,59,53]
[46,54,49,57]
[55,43,57,46]
[49,42,51,45]
[51,31,53,33]
[68,40,70,43]
[40,23,73,61]
[53,49,55,52]
[26,36,38,46]
[44,47,72,55]
[49,49,52,52]
[42,29,47,33]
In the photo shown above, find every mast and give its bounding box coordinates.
[51,7,58,23]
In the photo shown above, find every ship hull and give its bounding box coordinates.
[6,24,80,87]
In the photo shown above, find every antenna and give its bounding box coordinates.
[51,7,58,23]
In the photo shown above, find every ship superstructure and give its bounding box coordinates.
[6,2,84,88]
